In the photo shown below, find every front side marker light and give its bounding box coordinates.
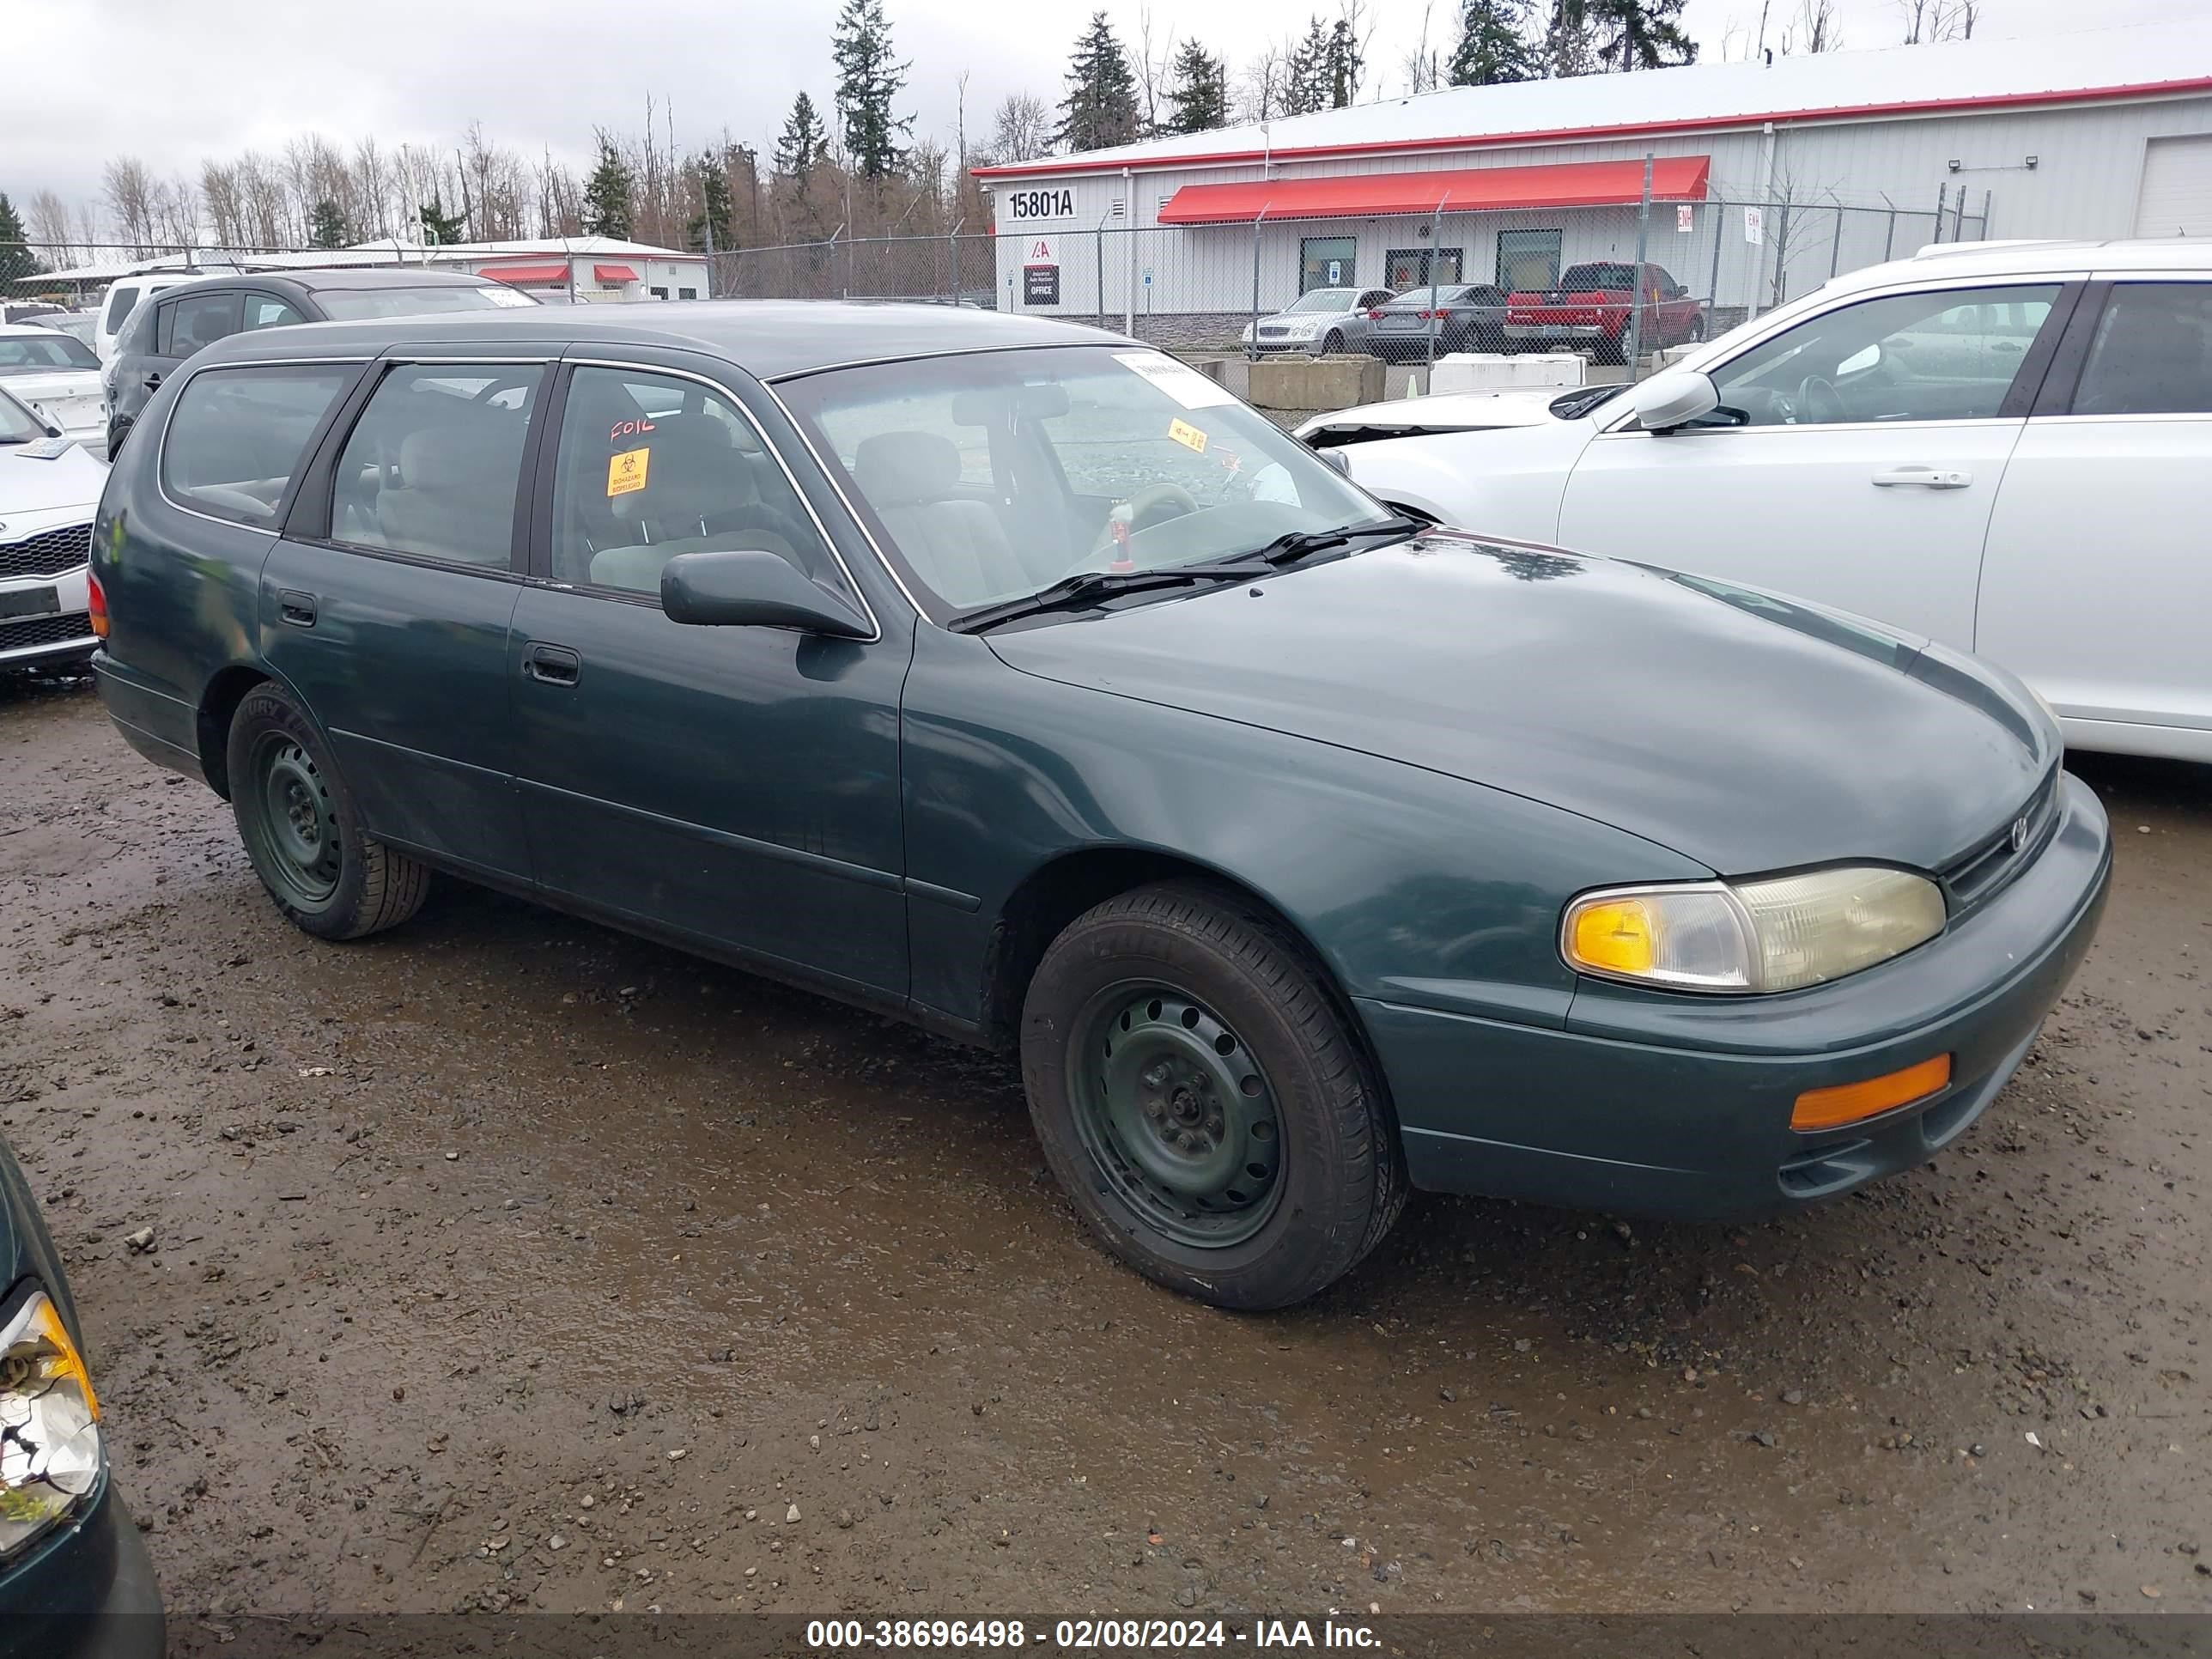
[1793,1054,1954,1131]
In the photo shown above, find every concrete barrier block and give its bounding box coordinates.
[1248,356,1382,411]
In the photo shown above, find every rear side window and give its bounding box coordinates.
[103,285,139,333]
[2069,283,2212,416]
[329,363,545,568]
[161,365,356,527]
[245,295,307,330]
[158,290,243,358]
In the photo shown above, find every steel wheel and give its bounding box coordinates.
[242,732,343,909]
[1067,982,1285,1249]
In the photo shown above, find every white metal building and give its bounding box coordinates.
[975,19,2212,334]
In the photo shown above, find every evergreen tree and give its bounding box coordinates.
[0,194,39,286]
[1054,13,1141,154]
[416,195,466,246]
[775,93,831,178]
[1280,17,1334,116]
[1588,0,1696,70]
[832,0,914,180]
[1163,42,1231,134]
[1449,0,1540,83]
[690,153,735,252]
[308,198,350,250]
[581,130,636,239]
[1325,19,1363,108]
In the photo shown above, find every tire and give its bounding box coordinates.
[105,419,130,459]
[224,683,429,941]
[1021,880,1406,1310]
[1687,313,1707,343]
[1318,331,1345,356]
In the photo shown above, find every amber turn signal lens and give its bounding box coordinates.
[1792,1054,1953,1132]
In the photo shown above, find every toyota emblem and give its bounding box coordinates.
[2009,815,2030,854]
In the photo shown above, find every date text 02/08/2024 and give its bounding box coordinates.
[804,1619,1382,1648]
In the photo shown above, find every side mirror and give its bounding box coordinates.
[1317,447,1352,475]
[659,549,872,637]
[1630,368,1721,433]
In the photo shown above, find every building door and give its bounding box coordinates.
[1496,230,1563,292]
[2135,134,2212,238]
[1299,236,1358,294]
[1384,246,1462,291]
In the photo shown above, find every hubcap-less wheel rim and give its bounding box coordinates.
[247,733,343,908]
[1068,984,1285,1249]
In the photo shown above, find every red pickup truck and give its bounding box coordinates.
[1505,262,1706,362]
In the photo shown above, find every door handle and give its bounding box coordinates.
[1871,466,1972,489]
[524,641,581,687]
[143,372,161,391]
[276,589,317,628]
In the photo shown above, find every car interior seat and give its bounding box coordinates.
[849,431,1030,608]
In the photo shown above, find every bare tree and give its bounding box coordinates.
[988,93,1054,164]
[1779,0,1841,52]
[26,189,76,263]
[101,156,158,254]
[1133,8,1179,136]
[1899,0,1977,41]
[150,175,201,247]
[1238,43,1285,122]
[1401,0,1444,92]
[1335,0,1378,101]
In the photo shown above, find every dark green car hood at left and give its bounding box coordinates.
[988,534,2056,878]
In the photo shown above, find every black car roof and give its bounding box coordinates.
[190,300,1132,381]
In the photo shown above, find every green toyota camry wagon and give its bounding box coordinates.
[88,303,2110,1309]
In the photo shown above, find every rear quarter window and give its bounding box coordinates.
[161,365,358,527]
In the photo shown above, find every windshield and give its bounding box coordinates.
[0,386,45,443]
[313,285,532,319]
[779,344,1395,621]
[1284,289,1354,314]
[0,332,100,373]
[43,315,98,346]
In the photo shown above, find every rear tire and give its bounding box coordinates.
[1021,881,1406,1310]
[1318,331,1345,356]
[224,684,429,941]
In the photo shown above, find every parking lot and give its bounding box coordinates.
[2,670,2205,1626]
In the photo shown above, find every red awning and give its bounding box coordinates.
[594,264,639,283]
[1156,156,1710,225]
[481,262,570,284]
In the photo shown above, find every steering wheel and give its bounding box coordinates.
[1796,375,1847,424]
[1082,482,1201,562]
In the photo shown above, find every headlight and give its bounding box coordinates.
[1563,866,1946,994]
[1,1290,102,1558]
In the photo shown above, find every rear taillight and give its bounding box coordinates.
[1367,308,1384,319]
[1434,307,1452,321]
[87,569,108,640]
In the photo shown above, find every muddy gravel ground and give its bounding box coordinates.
[3,672,2208,1632]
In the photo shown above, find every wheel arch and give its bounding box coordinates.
[197,661,330,800]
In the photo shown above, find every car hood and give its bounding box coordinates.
[1296,388,1565,440]
[0,439,108,515]
[987,533,2055,877]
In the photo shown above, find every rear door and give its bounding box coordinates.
[1975,276,2212,756]
[263,349,550,881]
[1556,276,2076,653]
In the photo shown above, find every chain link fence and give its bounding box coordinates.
[714,185,1990,371]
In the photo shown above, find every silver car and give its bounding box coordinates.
[1239,287,1397,356]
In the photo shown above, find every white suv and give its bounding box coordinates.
[1313,239,2212,763]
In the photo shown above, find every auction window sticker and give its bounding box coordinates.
[607,447,651,497]
[1114,351,1237,410]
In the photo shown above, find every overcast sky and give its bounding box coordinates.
[7,0,2195,223]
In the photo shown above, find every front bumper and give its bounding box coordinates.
[0,565,95,668]
[0,1480,165,1659]
[1362,772,2112,1219]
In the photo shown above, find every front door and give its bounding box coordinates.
[1977,278,2212,749]
[507,361,911,1000]
[1557,280,2072,654]
[261,354,548,881]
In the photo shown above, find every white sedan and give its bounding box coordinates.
[0,384,106,672]
[0,323,106,448]
[1316,239,2212,764]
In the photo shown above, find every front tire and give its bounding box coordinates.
[1021,882,1405,1310]
[225,684,428,940]
[1318,331,1345,356]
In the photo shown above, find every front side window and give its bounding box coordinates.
[0,333,100,374]
[330,362,544,566]
[161,365,356,526]
[2069,283,2212,416]
[1705,283,2061,428]
[159,290,244,357]
[781,345,1398,618]
[550,367,837,594]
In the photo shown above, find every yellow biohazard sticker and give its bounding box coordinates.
[1167,417,1208,455]
[607,447,651,497]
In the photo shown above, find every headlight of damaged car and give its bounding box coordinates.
[0,1290,101,1556]
[1563,866,1946,994]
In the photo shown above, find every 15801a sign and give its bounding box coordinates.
[1005,187,1075,221]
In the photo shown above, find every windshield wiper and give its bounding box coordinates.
[952,562,1275,634]
[1227,514,1428,569]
